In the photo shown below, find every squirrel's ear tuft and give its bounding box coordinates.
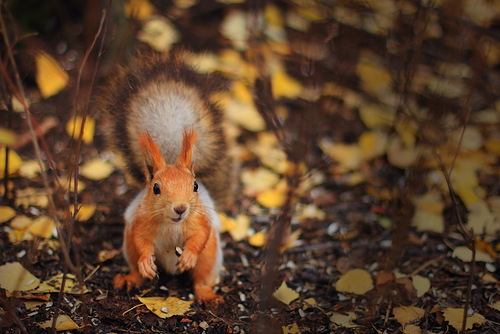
[177,128,197,170]
[139,132,166,180]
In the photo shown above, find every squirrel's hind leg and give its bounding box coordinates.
[192,233,223,303]
[113,271,144,290]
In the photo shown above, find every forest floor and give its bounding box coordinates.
[0,1,499,333]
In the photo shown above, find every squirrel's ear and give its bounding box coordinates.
[139,132,166,180]
[177,128,197,170]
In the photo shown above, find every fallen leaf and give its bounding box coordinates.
[256,185,287,208]
[357,59,391,96]
[335,268,374,294]
[124,0,155,19]
[412,275,431,297]
[80,158,114,180]
[387,136,419,168]
[69,204,96,222]
[442,307,486,331]
[224,98,266,132]
[0,128,17,146]
[359,103,395,128]
[403,324,422,334]
[220,9,248,50]
[393,306,425,325]
[0,262,40,292]
[19,160,44,179]
[452,246,494,263]
[412,191,445,233]
[35,273,89,294]
[0,206,16,223]
[302,297,317,310]
[281,229,302,251]
[138,17,179,52]
[282,322,301,334]
[224,215,251,242]
[9,215,33,229]
[273,281,299,305]
[490,301,500,312]
[0,147,22,178]
[241,167,280,196]
[66,115,95,145]
[137,296,193,318]
[248,231,266,247]
[40,315,79,331]
[27,216,56,239]
[34,52,69,98]
[466,200,497,236]
[330,311,359,328]
[15,188,50,208]
[359,130,388,160]
[272,66,303,99]
[320,140,363,170]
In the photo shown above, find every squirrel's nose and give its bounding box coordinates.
[174,205,187,215]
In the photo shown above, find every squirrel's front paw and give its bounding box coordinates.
[178,250,197,272]
[138,255,157,279]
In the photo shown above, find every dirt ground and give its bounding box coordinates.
[1,1,499,333]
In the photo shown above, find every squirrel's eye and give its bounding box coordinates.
[153,183,161,195]
[193,181,198,192]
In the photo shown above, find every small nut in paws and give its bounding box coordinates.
[138,255,157,279]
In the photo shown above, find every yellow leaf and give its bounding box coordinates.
[359,103,395,128]
[282,322,301,334]
[66,116,95,144]
[273,281,299,305]
[35,273,89,294]
[0,127,17,146]
[402,324,421,334]
[185,52,219,73]
[357,60,391,96]
[0,206,16,223]
[412,191,444,233]
[232,80,254,104]
[137,296,193,319]
[256,186,287,208]
[241,167,280,196]
[412,275,431,297]
[224,98,266,132]
[302,297,317,310]
[69,204,96,222]
[452,246,494,263]
[40,315,79,331]
[35,52,68,98]
[359,130,388,160]
[228,215,251,241]
[320,140,363,170]
[138,17,179,52]
[387,136,419,168]
[15,188,50,208]
[272,67,302,99]
[220,10,248,50]
[27,216,56,239]
[485,139,500,155]
[0,262,40,292]
[80,158,114,180]
[281,229,302,252]
[248,231,266,247]
[10,215,33,229]
[0,147,22,178]
[467,200,497,236]
[19,160,43,179]
[330,311,359,328]
[442,307,486,331]
[335,268,373,294]
[124,0,155,19]
[393,306,425,325]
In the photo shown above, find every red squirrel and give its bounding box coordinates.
[113,129,223,302]
[98,52,235,302]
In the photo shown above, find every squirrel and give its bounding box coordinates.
[98,51,235,302]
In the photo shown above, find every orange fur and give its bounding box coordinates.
[114,129,223,303]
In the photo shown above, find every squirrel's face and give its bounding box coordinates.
[147,165,199,224]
